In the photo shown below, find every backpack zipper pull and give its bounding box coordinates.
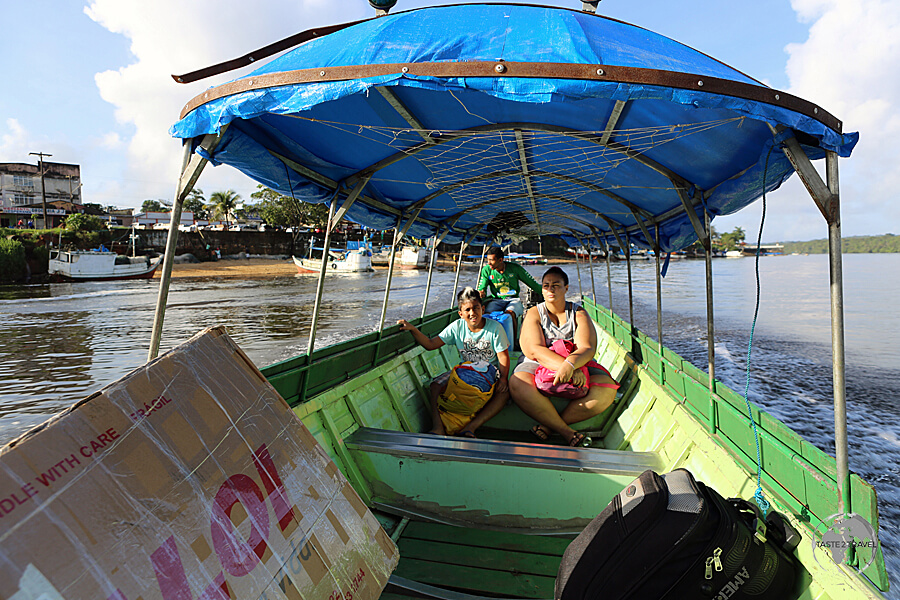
[713,547,723,572]
[705,557,714,580]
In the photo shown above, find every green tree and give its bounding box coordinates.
[250,185,330,230]
[0,238,26,282]
[720,226,746,251]
[184,188,208,220]
[141,199,171,213]
[64,213,105,231]
[209,190,241,226]
[81,202,106,215]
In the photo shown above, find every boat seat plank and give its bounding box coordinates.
[346,427,661,475]
[401,521,571,556]
[393,557,555,599]
[385,575,552,600]
[398,538,561,578]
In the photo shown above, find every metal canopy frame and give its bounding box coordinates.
[152,5,856,529]
[178,61,840,132]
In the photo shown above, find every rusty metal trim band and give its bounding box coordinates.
[179,60,841,132]
[171,20,370,84]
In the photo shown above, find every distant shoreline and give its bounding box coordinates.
[153,257,574,279]
[157,256,579,280]
[156,258,296,279]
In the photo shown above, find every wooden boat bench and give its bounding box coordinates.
[384,521,567,600]
[345,427,661,532]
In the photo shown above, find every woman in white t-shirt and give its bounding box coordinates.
[398,287,510,438]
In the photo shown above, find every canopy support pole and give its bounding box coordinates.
[587,238,596,302]
[625,234,635,351]
[299,185,340,402]
[774,127,834,219]
[515,129,542,238]
[572,236,584,299]
[607,225,633,353]
[451,230,479,309]
[477,243,489,281]
[574,233,595,302]
[654,225,663,350]
[306,189,343,357]
[676,189,717,426]
[421,230,449,319]
[826,150,850,516]
[148,133,221,361]
[332,174,372,225]
[378,209,422,335]
[778,134,849,516]
[704,208,716,432]
[375,87,434,145]
[592,227,612,311]
[604,239,613,311]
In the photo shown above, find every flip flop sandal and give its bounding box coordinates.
[568,431,592,447]
[530,424,550,441]
[459,430,477,438]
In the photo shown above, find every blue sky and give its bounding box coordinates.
[2,0,897,243]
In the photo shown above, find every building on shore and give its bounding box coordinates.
[0,161,82,228]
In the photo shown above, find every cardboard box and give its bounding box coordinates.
[0,327,398,600]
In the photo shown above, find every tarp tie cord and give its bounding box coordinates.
[283,161,298,203]
[660,252,670,278]
[743,143,776,516]
[772,128,794,146]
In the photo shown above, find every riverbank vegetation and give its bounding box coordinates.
[0,238,26,282]
[782,233,900,254]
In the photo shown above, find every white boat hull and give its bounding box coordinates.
[48,251,161,281]
[293,251,373,273]
[399,247,435,269]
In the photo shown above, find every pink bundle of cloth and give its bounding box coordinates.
[534,339,618,399]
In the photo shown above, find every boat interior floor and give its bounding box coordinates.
[348,428,661,598]
[384,521,564,600]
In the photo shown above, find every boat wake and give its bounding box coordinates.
[0,287,148,305]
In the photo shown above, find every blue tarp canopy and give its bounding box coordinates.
[171,3,857,252]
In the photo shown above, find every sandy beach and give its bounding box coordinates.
[154,256,576,279]
[154,258,298,279]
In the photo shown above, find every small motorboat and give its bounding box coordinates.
[48,249,161,281]
[293,239,374,273]
[398,244,437,269]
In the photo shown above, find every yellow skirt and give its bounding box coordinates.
[438,408,475,436]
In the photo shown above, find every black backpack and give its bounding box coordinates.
[555,469,801,600]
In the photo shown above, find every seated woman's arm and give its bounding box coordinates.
[519,307,567,370]
[567,309,598,368]
[546,310,596,386]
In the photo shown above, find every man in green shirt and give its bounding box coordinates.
[476,247,543,346]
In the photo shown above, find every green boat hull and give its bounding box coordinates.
[261,299,888,599]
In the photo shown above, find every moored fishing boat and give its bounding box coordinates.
[48,248,161,281]
[4,2,888,599]
[293,239,374,273]
[398,243,437,269]
[566,245,604,259]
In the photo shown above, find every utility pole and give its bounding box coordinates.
[29,152,52,229]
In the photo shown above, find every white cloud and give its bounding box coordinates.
[97,132,123,150]
[84,0,367,206]
[0,119,80,171]
[0,119,30,158]
[780,0,900,238]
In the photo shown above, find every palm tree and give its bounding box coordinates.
[209,190,240,227]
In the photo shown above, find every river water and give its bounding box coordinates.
[1,254,898,592]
